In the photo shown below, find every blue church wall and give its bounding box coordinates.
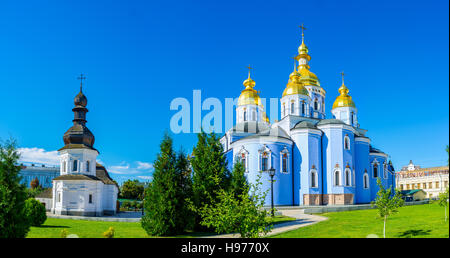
[291,130,322,205]
[368,154,388,201]
[321,127,347,195]
[232,139,293,206]
[19,168,60,188]
[354,138,371,204]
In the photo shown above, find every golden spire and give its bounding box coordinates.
[333,72,355,109]
[243,65,256,88]
[238,65,261,106]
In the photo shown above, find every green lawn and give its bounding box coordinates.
[27,215,294,238]
[271,203,449,238]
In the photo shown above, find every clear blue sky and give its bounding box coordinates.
[0,0,448,184]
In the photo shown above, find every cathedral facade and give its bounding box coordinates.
[220,32,396,206]
[38,80,119,216]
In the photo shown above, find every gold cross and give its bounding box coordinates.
[299,24,307,40]
[77,73,86,91]
[341,71,345,84]
[247,65,252,78]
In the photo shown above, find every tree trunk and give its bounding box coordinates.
[383,215,387,238]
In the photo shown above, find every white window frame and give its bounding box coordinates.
[280,147,290,174]
[372,160,380,178]
[345,168,352,186]
[310,169,318,188]
[259,145,272,172]
[344,135,351,150]
[334,169,341,186]
[383,162,388,179]
[363,172,369,189]
[236,146,249,173]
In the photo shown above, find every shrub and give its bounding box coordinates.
[103,227,115,238]
[24,198,47,226]
[60,229,68,238]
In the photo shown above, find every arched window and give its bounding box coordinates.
[237,147,249,173]
[243,110,247,121]
[350,112,354,125]
[62,161,66,173]
[311,169,318,188]
[290,102,295,114]
[383,163,388,178]
[314,99,319,110]
[73,160,78,172]
[86,161,90,172]
[301,101,305,116]
[261,151,269,171]
[363,172,369,189]
[345,169,351,186]
[344,136,350,150]
[283,103,286,116]
[373,164,378,178]
[334,170,340,186]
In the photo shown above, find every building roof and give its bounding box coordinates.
[231,121,270,134]
[51,163,118,187]
[293,121,318,129]
[316,119,346,126]
[397,166,449,174]
[400,189,425,196]
[35,187,53,199]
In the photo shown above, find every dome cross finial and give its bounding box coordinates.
[299,24,307,42]
[77,73,86,92]
[247,65,252,79]
[341,71,345,84]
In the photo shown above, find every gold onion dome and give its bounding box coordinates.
[283,68,309,97]
[238,73,262,106]
[332,83,356,109]
[295,40,320,87]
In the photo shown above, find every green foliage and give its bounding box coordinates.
[229,158,248,200]
[141,133,193,236]
[24,198,47,227]
[60,229,68,238]
[0,139,31,238]
[120,179,145,200]
[438,187,449,221]
[103,227,115,238]
[371,178,404,238]
[25,187,44,199]
[190,131,231,230]
[193,172,272,238]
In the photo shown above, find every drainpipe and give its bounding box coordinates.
[292,143,295,206]
[321,134,324,205]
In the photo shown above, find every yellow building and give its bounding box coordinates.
[396,160,449,199]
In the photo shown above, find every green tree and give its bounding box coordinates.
[194,173,272,238]
[229,158,248,200]
[190,131,231,230]
[0,139,31,238]
[120,179,145,200]
[437,187,449,221]
[174,149,194,230]
[24,198,47,226]
[371,178,404,238]
[141,133,191,236]
[30,177,40,189]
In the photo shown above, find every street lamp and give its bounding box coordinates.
[268,167,276,217]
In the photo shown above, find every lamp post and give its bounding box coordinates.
[268,167,276,217]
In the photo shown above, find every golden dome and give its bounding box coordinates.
[332,83,356,109]
[282,70,309,97]
[298,66,320,87]
[238,74,263,106]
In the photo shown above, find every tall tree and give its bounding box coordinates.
[190,131,231,230]
[0,139,31,238]
[141,133,189,236]
[230,158,248,200]
[120,179,144,200]
[371,178,404,238]
[174,149,194,230]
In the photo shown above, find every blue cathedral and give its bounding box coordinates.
[220,29,396,206]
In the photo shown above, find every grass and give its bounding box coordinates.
[270,203,449,238]
[27,215,294,238]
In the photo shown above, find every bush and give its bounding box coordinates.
[103,227,115,238]
[60,229,68,238]
[25,198,47,226]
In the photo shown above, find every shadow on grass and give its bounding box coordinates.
[397,229,431,238]
[38,225,70,229]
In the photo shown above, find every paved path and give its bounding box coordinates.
[46,211,142,222]
[202,209,327,238]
